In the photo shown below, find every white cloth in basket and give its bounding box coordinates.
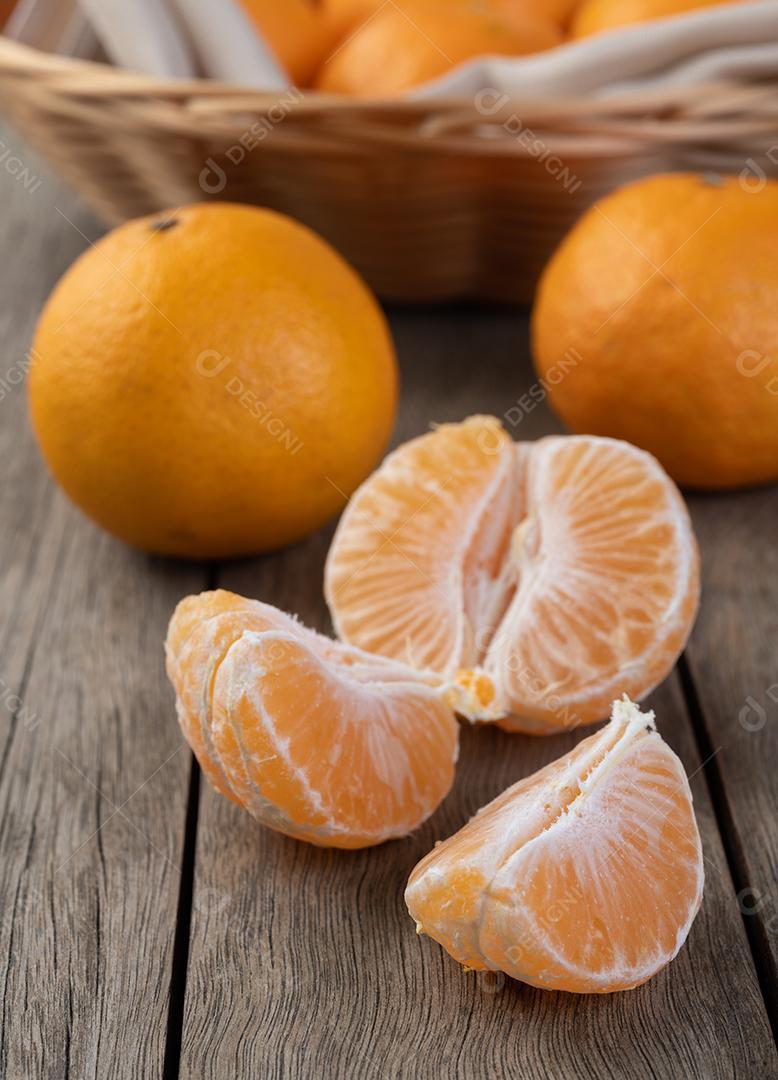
[46,0,778,96]
[417,0,778,98]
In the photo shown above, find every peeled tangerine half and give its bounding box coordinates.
[325,416,700,734]
[406,698,704,993]
[165,590,459,848]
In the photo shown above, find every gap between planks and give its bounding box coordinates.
[678,654,778,1047]
[163,564,218,1080]
[164,758,201,1080]
[161,646,778,1075]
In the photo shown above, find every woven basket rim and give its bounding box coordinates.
[2,32,777,166]
[2,32,777,300]
[1,33,776,118]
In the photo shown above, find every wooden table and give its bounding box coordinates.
[1,125,777,1080]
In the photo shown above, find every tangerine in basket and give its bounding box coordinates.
[406,696,704,993]
[532,173,778,489]
[166,590,459,848]
[238,0,326,85]
[515,0,583,29]
[325,416,700,733]
[316,0,561,97]
[29,203,397,558]
[571,0,744,38]
[322,0,577,38]
[321,0,383,39]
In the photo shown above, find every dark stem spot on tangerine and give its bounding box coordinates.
[151,218,180,232]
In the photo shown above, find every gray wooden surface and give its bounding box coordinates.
[0,125,776,1079]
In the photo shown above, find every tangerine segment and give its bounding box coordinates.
[325,417,700,733]
[166,594,293,805]
[406,698,704,993]
[489,435,700,732]
[166,591,459,848]
[326,416,518,676]
[211,630,459,847]
[404,722,623,969]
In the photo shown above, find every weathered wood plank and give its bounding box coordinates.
[2,120,775,1077]
[685,486,778,1023]
[181,311,776,1078]
[0,145,83,720]
[0,129,203,1079]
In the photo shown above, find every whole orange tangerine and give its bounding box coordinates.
[532,173,778,489]
[515,0,582,29]
[321,0,383,40]
[237,0,327,85]
[316,0,560,97]
[571,0,746,38]
[29,204,398,558]
[322,0,574,39]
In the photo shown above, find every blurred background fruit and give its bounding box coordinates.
[532,173,778,490]
[237,0,326,84]
[571,0,744,38]
[28,203,398,558]
[467,0,577,33]
[0,0,16,29]
[514,0,583,30]
[316,0,560,96]
[321,0,382,39]
[322,0,581,40]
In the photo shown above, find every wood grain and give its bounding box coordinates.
[180,312,776,1079]
[0,127,202,1078]
[685,487,778,1023]
[1,122,776,1079]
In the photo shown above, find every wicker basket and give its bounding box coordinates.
[1,35,777,302]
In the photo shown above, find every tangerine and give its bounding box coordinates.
[406,697,704,992]
[316,0,560,97]
[325,416,699,732]
[166,590,459,848]
[29,203,398,558]
[532,173,778,489]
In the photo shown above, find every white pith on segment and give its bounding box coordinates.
[326,416,518,675]
[324,416,701,732]
[405,697,705,993]
[165,591,459,848]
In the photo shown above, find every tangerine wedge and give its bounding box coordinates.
[325,416,700,734]
[406,697,704,993]
[165,591,459,848]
